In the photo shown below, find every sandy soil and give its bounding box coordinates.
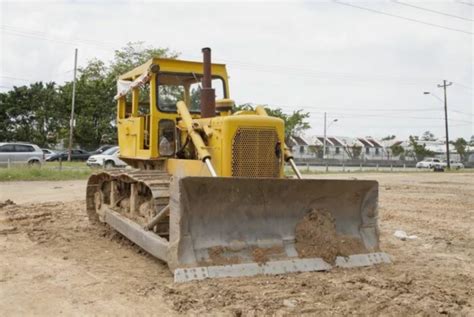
[0,180,85,204]
[1,173,473,316]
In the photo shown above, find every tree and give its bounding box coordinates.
[234,104,310,139]
[308,145,323,158]
[0,42,178,149]
[381,135,396,141]
[108,42,178,80]
[452,137,468,162]
[470,135,474,146]
[65,43,177,149]
[408,135,435,161]
[60,60,116,150]
[344,145,362,159]
[0,82,64,147]
[390,143,405,159]
[421,131,436,141]
[0,91,12,140]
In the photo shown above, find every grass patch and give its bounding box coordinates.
[43,161,88,168]
[0,166,92,181]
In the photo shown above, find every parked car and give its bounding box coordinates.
[416,158,443,169]
[46,149,91,161]
[41,148,57,160]
[86,146,127,168]
[441,160,464,170]
[90,144,116,155]
[0,142,44,166]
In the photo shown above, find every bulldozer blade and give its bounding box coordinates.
[168,177,389,281]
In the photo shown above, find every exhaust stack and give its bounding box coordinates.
[200,47,216,118]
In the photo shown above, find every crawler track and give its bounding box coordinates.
[86,169,171,240]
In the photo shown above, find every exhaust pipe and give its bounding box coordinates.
[200,47,216,118]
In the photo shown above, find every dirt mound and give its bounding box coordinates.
[295,209,366,263]
[1,172,474,316]
[0,199,15,208]
[205,246,240,266]
[252,246,285,264]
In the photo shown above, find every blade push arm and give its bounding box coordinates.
[176,101,218,177]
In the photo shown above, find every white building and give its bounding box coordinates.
[290,135,470,162]
[287,135,316,159]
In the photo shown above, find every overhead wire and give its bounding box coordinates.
[333,122,472,129]
[333,0,473,35]
[1,25,471,91]
[275,105,472,116]
[452,82,473,94]
[303,111,473,124]
[392,0,474,22]
[456,0,474,7]
[0,25,117,50]
[1,24,472,127]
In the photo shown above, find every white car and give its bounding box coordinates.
[441,160,464,170]
[86,146,127,169]
[416,158,443,169]
[41,148,57,160]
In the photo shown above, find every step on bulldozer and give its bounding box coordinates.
[86,48,389,282]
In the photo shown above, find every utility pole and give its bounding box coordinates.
[323,112,327,159]
[437,80,452,169]
[68,48,78,162]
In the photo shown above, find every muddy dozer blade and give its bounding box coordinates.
[168,177,389,282]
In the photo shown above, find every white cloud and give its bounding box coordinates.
[0,0,472,139]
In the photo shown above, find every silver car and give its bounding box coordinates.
[0,142,44,167]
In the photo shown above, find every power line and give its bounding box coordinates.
[3,24,471,91]
[227,65,474,94]
[1,25,118,48]
[0,75,31,82]
[283,107,435,112]
[272,105,473,121]
[287,108,473,117]
[330,122,472,129]
[225,60,442,83]
[0,70,76,84]
[392,0,474,22]
[456,0,474,7]
[1,24,464,85]
[452,82,473,94]
[333,0,473,35]
[0,27,116,51]
[305,112,472,124]
[275,104,472,114]
[162,47,465,85]
[450,109,474,116]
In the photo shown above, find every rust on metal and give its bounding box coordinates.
[200,47,216,118]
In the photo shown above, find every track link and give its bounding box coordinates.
[86,169,171,239]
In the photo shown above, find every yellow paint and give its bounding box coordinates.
[116,56,288,178]
[166,159,211,177]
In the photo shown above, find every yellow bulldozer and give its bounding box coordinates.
[86,48,389,282]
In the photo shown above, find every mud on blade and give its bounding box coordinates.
[167,177,380,270]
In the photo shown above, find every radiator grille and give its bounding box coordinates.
[231,127,280,178]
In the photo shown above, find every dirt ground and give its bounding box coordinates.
[0,173,473,316]
[0,180,86,204]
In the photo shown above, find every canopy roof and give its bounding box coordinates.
[119,58,228,81]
